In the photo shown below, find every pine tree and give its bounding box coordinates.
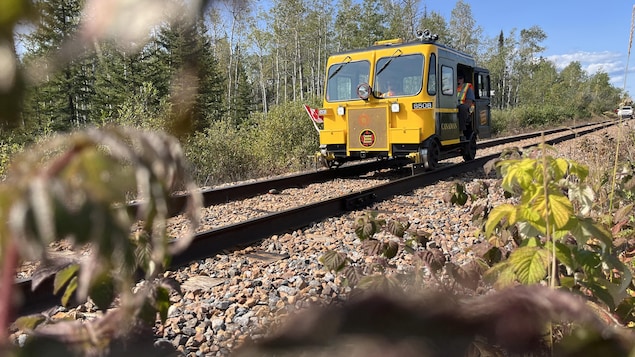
[22,0,94,132]
[154,10,226,135]
[229,55,256,125]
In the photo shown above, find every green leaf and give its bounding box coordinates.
[383,241,399,259]
[559,276,576,289]
[341,266,364,287]
[550,158,569,181]
[545,241,575,270]
[89,274,116,311]
[517,205,543,228]
[139,300,158,325]
[568,161,589,181]
[548,194,574,229]
[53,264,79,295]
[319,250,348,272]
[483,261,516,288]
[501,158,535,192]
[604,254,632,297]
[356,274,402,293]
[14,314,46,331]
[155,286,171,323]
[580,280,615,310]
[485,203,516,237]
[508,246,550,284]
[531,191,573,230]
[386,219,408,238]
[61,276,78,307]
[574,250,601,277]
[569,217,613,251]
[451,182,469,205]
[516,221,543,239]
[521,236,542,247]
[594,276,629,310]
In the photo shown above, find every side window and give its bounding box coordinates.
[441,65,454,95]
[427,53,437,95]
[475,72,490,98]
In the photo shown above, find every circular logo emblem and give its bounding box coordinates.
[360,129,375,147]
[358,113,370,126]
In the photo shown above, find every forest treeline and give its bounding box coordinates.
[1,0,627,184]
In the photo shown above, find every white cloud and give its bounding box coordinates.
[546,51,622,73]
[545,50,634,91]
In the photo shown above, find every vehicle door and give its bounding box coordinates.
[473,68,491,138]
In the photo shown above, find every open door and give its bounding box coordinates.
[473,67,491,138]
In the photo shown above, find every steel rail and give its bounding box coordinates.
[15,120,617,315]
[130,120,612,218]
[171,119,614,265]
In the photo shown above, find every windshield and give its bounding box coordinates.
[373,54,424,98]
[325,60,370,102]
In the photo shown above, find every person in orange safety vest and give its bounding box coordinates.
[457,71,475,137]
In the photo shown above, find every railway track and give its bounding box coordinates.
[130,120,611,218]
[15,119,617,315]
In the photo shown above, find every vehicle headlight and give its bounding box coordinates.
[357,83,371,100]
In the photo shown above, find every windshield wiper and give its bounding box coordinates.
[328,56,352,80]
[375,49,402,76]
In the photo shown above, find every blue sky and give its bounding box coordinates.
[429,1,635,96]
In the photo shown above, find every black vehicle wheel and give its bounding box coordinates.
[422,138,440,170]
[462,134,477,161]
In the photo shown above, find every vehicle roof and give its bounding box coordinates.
[331,39,475,60]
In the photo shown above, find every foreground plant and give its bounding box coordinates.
[0,126,201,356]
[477,144,633,315]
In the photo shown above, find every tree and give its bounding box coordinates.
[229,54,256,125]
[448,0,481,56]
[22,0,93,132]
[359,0,387,47]
[384,0,420,41]
[585,71,621,115]
[519,58,558,106]
[418,7,450,44]
[304,0,334,100]
[333,0,363,51]
[154,7,226,135]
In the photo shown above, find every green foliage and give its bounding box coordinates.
[489,109,516,135]
[511,104,576,128]
[0,139,24,179]
[181,100,321,186]
[113,82,171,131]
[320,210,441,294]
[250,101,320,174]
[184,119,259,185]
[1,126,201,353]
[477,144,635,314]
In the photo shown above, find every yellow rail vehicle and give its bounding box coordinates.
[318,31,491,170]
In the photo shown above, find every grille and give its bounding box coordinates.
[347,107,388,151]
